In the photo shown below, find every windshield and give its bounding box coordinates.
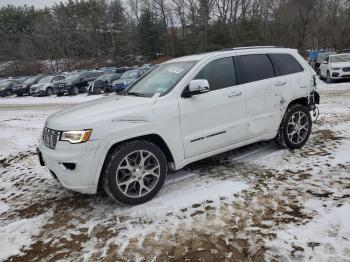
[66,73,80,81]
[317,53,329,61]
[38,76,52,84]
[330,55,350,63]
[97,75,112,81]
[121,70,138,79]
[0,80,12,87]
[23,77,37,84]
[126,61,196,97]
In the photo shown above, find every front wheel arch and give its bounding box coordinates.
[98,134,175,189]
[101,140,168,205]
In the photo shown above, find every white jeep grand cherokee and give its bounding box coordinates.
[38,47,319,205]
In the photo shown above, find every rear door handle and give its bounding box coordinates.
[227,91,242,97]
[274,81,287,87]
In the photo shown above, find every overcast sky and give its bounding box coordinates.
[0,0,68,8]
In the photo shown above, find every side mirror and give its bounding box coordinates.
[188,79,210,96]
[323,61,328,64]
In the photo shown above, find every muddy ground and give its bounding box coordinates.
[0,83,349,261]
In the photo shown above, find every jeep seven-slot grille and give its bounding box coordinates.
[42,127,61,149]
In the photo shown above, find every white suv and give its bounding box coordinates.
[37,47,319,205]
[319,53,350,83]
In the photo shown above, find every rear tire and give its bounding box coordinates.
[275,104,312,149]
[102,140,167,205]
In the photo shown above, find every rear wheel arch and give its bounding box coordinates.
[287,97,309,109]
[276,100,312,149]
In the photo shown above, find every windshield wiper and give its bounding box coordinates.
[126,92,146,97]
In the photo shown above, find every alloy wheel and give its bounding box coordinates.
[116,150,160,198]
[287,111,310,144]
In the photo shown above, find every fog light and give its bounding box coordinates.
[60,163,76,170]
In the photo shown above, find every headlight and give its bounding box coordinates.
[330,67,340,70]
[66,82,72,86]
[60,130,92,144]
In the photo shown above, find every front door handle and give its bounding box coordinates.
[227,91,242,97]
[274,81,287,87]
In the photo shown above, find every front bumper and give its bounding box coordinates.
[88,83,108,94]
[112,84,127,93]
[15,87,28,95]
[38,139,103,194]
[31,90,46,96]
[330,70,350,79]
[55,85,73,94]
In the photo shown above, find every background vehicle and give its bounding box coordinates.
[0,79,22,97]
[38,47,319,205]
[14,75,45,96]
[30,75,66,96]
[54,70,103,96]
[114,67,136,79]
[111,68,147,93]
[87,73,120,94]
[319,53,350,83]
[308,51,335,74]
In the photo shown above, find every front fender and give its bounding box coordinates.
[92,129,177,185]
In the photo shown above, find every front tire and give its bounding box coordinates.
[102,140,167,205]
[326,71,333,83]
[275,104,312,149]
[70,86,79,95]
[46,87,53,96]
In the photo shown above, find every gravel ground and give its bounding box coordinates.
[0,82,349,261]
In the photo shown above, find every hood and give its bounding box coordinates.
[114,78,135,85]
[55,79,69,85]
[13,83,24,89]
[0,83,10,89]
[31,83,46,90]
[46,95,156,130]
[93,79,108,86]
[330,62,350,68]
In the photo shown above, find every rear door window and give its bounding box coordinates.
[269,53,304,76]
[239,54,275,83]
[195,57,236,91]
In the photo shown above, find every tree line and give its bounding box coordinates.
[0,0,350,74]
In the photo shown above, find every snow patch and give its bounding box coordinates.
[266,201,350,261]
[0,211,52,261]
[0,201,9,215]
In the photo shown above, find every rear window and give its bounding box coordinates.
[239,54,275,83]
[270,53,304,76]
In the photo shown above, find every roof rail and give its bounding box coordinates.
[221,46,285,51]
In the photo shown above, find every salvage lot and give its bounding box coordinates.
[0,81,349,261]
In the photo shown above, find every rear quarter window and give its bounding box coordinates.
[269,53,304,76]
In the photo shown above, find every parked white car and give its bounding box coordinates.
[30,75,66,96]
[319,53,350,83]
[37,47,319,205]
